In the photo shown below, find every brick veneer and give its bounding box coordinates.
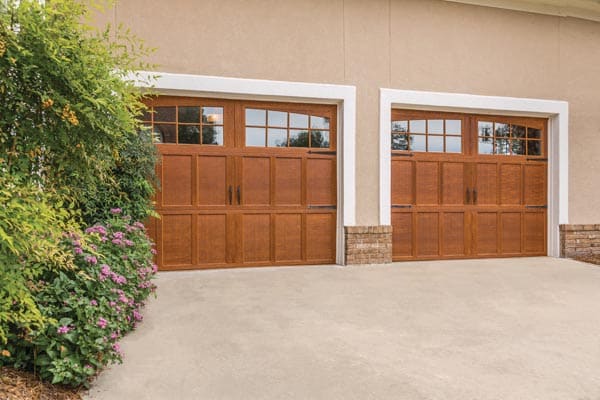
[560,224,600,257]
[344,225,392,264]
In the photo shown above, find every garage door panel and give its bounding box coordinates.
[475,212,498,255]
[392,212,413,257]
[524,164,546,206]
[307,158,335,206]
[198,214,227,264]
[524,212,545,253]
[442,162,465,205]
[442,212,465,256]
[241,214,271,262]
[501,212,522,254]
[500,164,522,206]
[162,214,193,266]
[275,158,302,206]
[241,156,271,206]
[197,156,228,206]
[274,214,303,262]
[475,163,497,206]
[416,162,439,206]
[391,160,413,205]
[416,212,439,256]
[306,213,335,261]
[162,155,193,206]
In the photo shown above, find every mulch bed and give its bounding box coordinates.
[0,367,82,400]
[572,255,600,266]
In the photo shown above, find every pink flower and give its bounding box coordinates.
[109,301,116,307]
[119,293,129,304]
[133,309,143,321]
[111,238,123,246]
[85,255,97,264]
[57,325,71,334]
[110,208,122,214]
[112,342,123,355]
[150,249,157,255]
[133,221,145,229]
[97,317,108,329]
[74,247,83,255]
[90,299,98,306]
[124,239,134,246]
[113,231,124,240]
[100,264,111,276]
[110,331,119,340]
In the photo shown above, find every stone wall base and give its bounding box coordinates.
[560,224,600,258]
[345,226,392,265]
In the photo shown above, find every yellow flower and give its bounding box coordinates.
[1,349,10,357]
[9,57,16,64]
[0,40,5,58]
[42,98,54,109]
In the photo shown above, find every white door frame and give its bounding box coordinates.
[379,88,569,257]
[132,71,357,264]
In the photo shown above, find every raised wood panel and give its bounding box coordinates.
[306,213,335,261]
[275,158,302,206]
[162,215,193,266]
[475,212,498,255]
[241,214,271,262]
[501,213,521,254]
[274,214,302,262]
[391,212,412,257]
[524,212,545,253]
[307,158,335,206]
[415,162,439,205]
[162,155,193,206]
[524,164,547,206]
[198,214,227,264]
[241,156,271,206]
[442,212,465,256]
[475,163,497,206]
[391,160,413,205]
[500,164,522,206]
[442,162,464,205]
[197,156,227,206]
[416,213,439,256]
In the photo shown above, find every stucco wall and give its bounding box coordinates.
[92,0,600,226]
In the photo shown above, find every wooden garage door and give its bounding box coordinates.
[391,110,547,261]
[143,97,337,270]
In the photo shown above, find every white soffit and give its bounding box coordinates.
[444,0,600,22]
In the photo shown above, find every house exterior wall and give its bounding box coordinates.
[92,0,600,260]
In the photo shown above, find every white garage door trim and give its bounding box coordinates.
[131,71,357,265]
[379,88,569,257]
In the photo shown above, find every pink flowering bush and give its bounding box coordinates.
[3,211,157,387]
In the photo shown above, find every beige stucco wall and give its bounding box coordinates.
[92,0,600,225]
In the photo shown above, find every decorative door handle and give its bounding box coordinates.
[473,189,478,204]
[236,186,241,205]
[466,188,471,204]
[228,186,233,205]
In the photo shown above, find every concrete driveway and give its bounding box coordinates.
[86,257,600,400]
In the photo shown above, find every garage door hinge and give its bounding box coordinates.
[391,204,412,208]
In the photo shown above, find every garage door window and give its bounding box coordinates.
[478,120,543,156]
[142,105,224,145]
[392,119,462,153]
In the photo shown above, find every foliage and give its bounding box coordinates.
[0,0,157,221]
[1,212,158,387]
[0,169,78,345]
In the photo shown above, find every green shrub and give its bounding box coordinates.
[1,211,157,387]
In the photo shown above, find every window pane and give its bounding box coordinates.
[478,121,493,138]
[141,109,153,122]
[178,125,200,144]
[478,137,493,154]
[391,120,408,133]
[511,124,526,138]
[409,120,426,134]
[268,111,287,127]
[527,127,541,139]
[246,109,266,126]
[153,124,176,143]
[446,120,462,135]
[410,134,426,152]
[428,119,444,134]
[310,116,330,130]
[246,127,266,146]
[290,113,308,129]
[179,106,200,123]
[392,133,409,150]
[202,107,224,124]
[154,107,176,122]
[511,139,525,155]
[428,135,444,152]
[289,130,309,147]
[496,138,510,155]
[202,126,223,145]
[446,136,462,153]
[267,128,287,147]
[495,123,509,138]
[311,131,330,148]
[527,140,542,156]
